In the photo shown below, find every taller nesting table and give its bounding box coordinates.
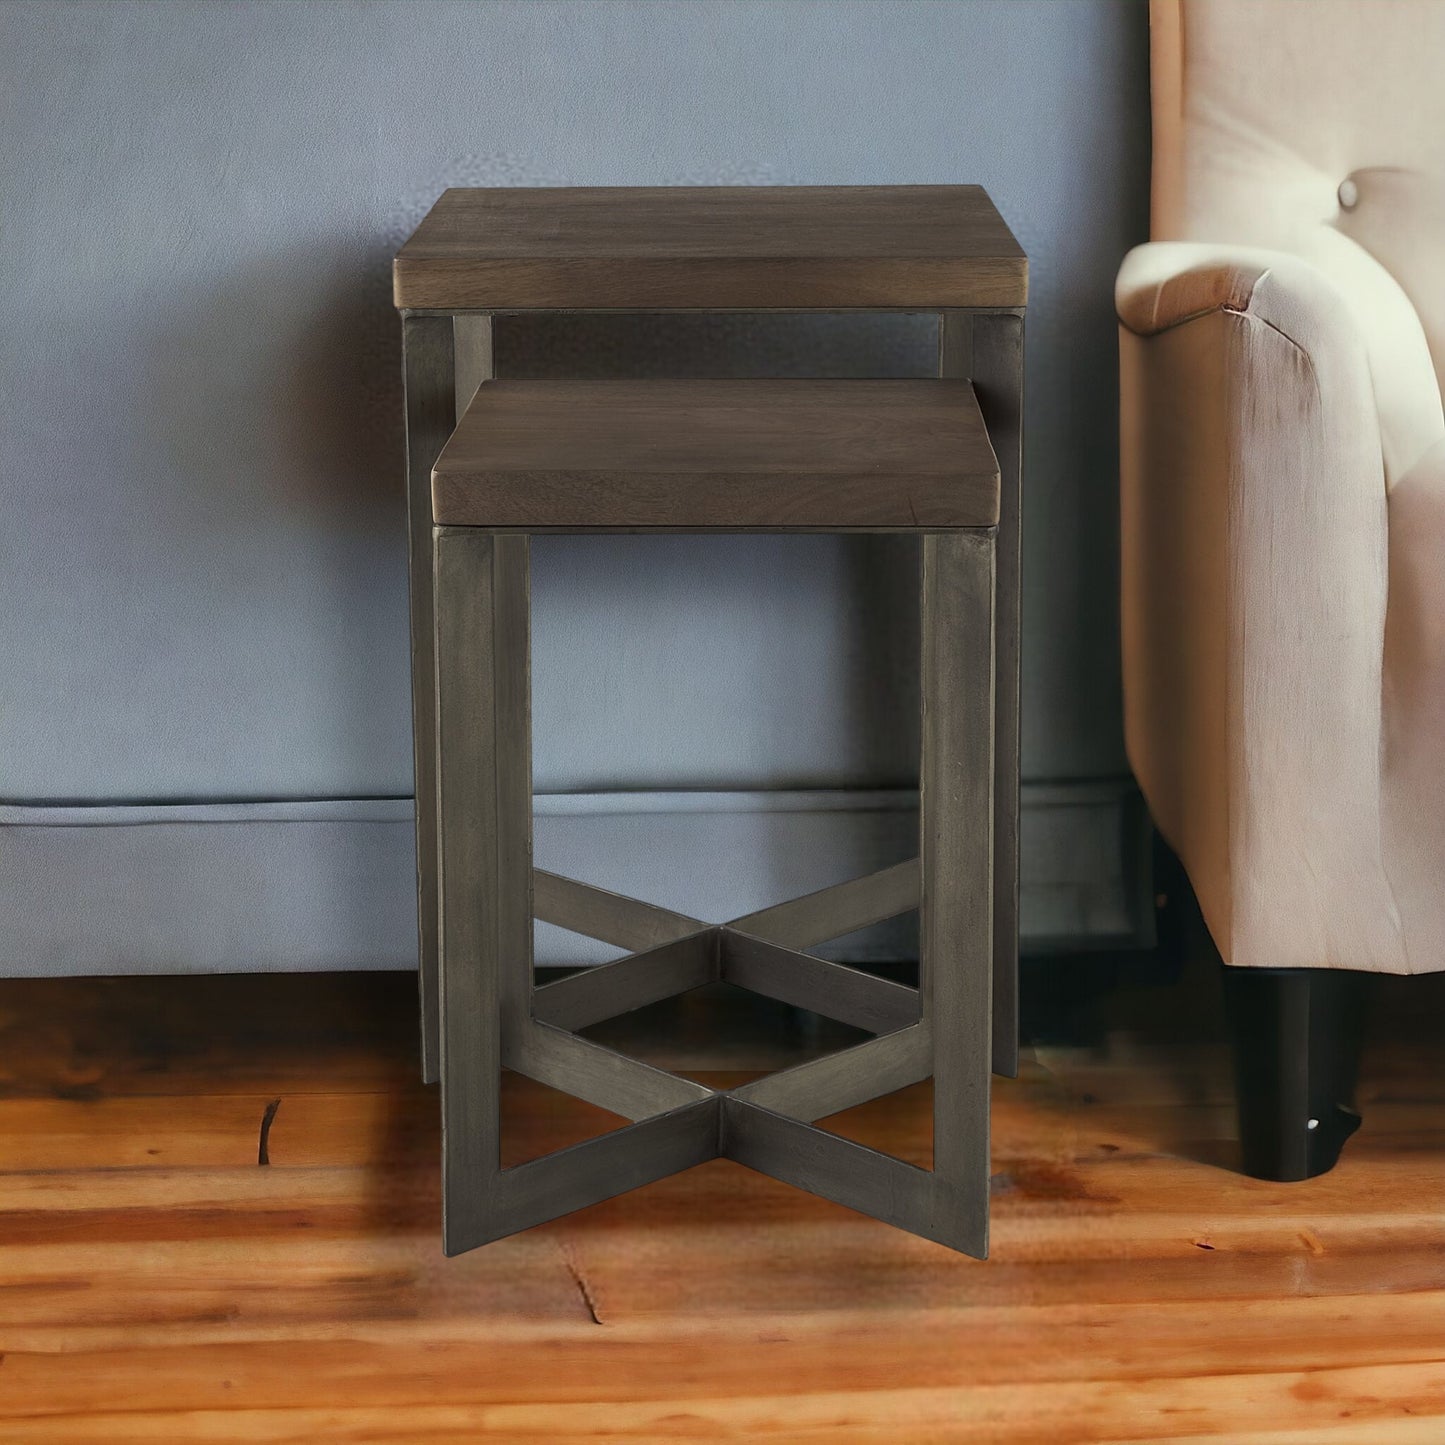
[395,186,1025,1257]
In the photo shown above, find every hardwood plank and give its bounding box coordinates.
[0,1095,288,1170]
[0,970,1441,1441]
[0,973,422,1100]
[9,1363,1445,1443]
[430,380,1000,530]
[393,185,1027,311]
[5,1294,1445,1400]
[1,1142,1440,1278]
[1141,1426,1445,1445]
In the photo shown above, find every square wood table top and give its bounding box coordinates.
[394,185,1026,312]
[430,378,1000,531]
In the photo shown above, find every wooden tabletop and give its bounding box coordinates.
[394,186,1026,311]
[431,378,999,531]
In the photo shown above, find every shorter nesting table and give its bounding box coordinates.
[394,186,1025,1258]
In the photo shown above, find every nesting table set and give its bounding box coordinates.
[394,186,1025,1258]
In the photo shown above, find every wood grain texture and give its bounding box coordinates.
[393,185,1027,311]
[1,967,1441,1442]
[431,379,999,530]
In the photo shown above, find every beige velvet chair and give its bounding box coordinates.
[1117,0,1445,1177]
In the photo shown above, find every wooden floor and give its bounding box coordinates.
[0,960,1442,1442]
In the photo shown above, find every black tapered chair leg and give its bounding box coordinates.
[1222,965,1371,1181]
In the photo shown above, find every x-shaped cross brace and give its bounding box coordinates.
[443,860,989,1258]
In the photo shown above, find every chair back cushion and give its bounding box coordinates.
[1151,0,1445,479]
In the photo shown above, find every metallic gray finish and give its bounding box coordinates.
[726,857,920,949]
[920,530,996,1253]
[951,311,1024,1078]
[728,1022,932,1122]
[419,284,1014,1254]
[410,317,498,1088]
[721,1096,981,1255]
[719,928,920,1035]
[432,526,503,1255]
[429,524,999,1258]
[464,1096,722,1253]
[532,869,707,953]
[508,1018,714,1122]
[490,532,534,1049]
[532,929,719,1032]
[453,315,494,417]
[402,315,456,1086]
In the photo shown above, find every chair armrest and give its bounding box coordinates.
[1120,241,1443,484]
[1117,243,1408,971]
[1117,241,1304,338]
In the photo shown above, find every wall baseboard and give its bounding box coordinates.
[1019,779,1155,953]
[0,781,1152,977]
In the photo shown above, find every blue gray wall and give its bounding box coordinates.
[0,1,1151,973]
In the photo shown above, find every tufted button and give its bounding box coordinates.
[1337,177,1359,211]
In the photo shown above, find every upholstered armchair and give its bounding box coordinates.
[1117,0,1445,1177]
